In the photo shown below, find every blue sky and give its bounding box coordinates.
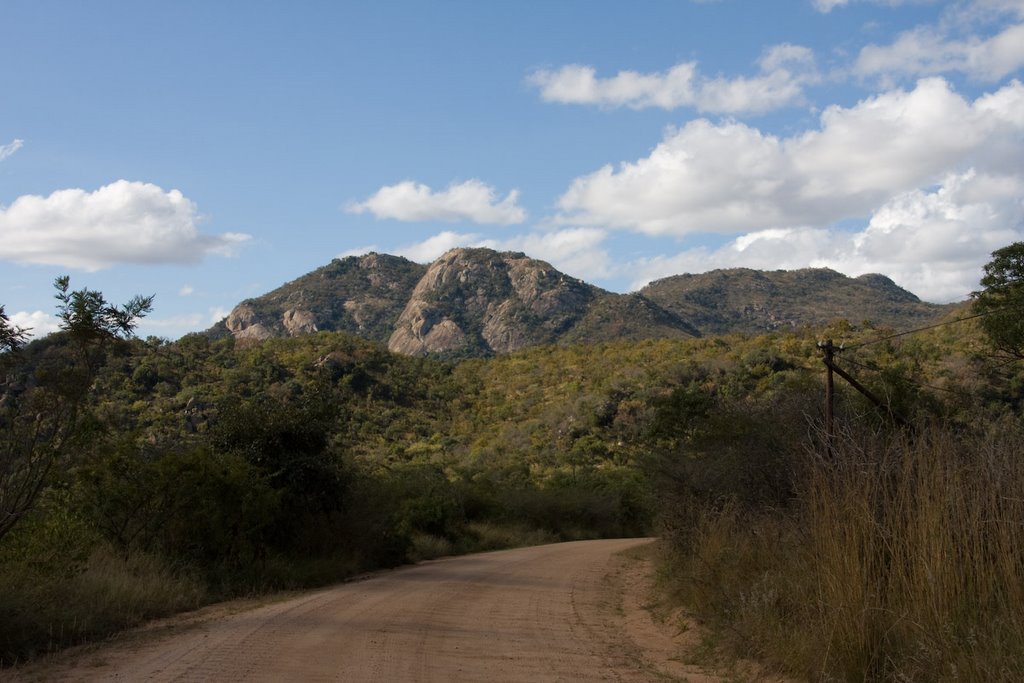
[2,0,1023,340]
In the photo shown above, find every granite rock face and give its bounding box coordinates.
[224,304,273,341]
[387,248,598,357]
[282,309,318,336]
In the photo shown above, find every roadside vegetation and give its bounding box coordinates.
[652,245,1024,681]
[654,402,1024,681]
[2,245,1024,680]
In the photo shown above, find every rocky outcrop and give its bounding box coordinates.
[223,305,317,339]
[387,248,599,357]
[282,309,318,336]
[387,299,468,356]
[225,304,274,341]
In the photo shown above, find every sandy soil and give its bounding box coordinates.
[9,538,767,682]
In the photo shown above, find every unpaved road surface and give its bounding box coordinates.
[12,538,740,682]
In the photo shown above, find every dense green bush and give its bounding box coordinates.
[78,442,279,569]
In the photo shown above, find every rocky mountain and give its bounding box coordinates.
[211,253,427,342]
[211,249,954,357]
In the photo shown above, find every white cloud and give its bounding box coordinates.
[627,170,1023,303]
[529,62,699,110]
[0,139,23,163]
[142,313,205,330]
[179,285,194,296]
[8,310,61,340]
[856,21,1024,81]
[209,307,230,323]
[347,179,526,225]
[528,44,818,114]
[812,0,933,12]
[938,0,1024,26]
[556,78,1024,237]
[395,230,482,263]
[133,306,236,339]
[0,180,251,271]
[558,118,791,235]
[485,228,613,281]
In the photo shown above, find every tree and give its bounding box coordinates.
[0,278,153,542]
[53,275,154,371]
[972,242,1024,359]
[0,305,29,356]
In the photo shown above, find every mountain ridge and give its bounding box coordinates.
[211,248,955,357]
[640,267,948,336]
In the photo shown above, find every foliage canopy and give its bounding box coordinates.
[973,241,1024,358]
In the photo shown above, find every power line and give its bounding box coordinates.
[817,302,1022,403]
[840,356,971,398]
[842,307,1000,351]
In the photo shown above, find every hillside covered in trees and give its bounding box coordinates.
[2,259,1023,680]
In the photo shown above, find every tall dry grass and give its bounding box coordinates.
[0,545,205,665]
[807,423,1024,680]
[659,420,1024,681]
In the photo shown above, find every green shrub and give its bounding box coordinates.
[77,441,279,570]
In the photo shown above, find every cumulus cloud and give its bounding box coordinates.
[556,78,1024,236]
[856,21,1024,81]
[8,310,61,340]
[347,179,526,225]
[395,230,482,262]
[209,307,231,323]
[141,313,206,330]
[529,62,700,110]
[528,44,818,113]
[558,118,792,234]
[131,306,240,339]
[490,228,613,280]
[0,139,23,163]
[0,180,250,271]
[813,0,849,10]
[627,170,1023,303]
[979,0,1024,17]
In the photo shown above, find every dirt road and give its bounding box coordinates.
[13,539,732,682]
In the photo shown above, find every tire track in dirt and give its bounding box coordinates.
[9,538,759,682]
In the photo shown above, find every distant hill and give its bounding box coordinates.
[641,268,954,336]
[210,249,954,356]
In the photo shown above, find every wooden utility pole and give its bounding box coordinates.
[817,338,912,455]
[817,339,836,456]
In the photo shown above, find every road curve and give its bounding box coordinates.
[28,538,672,682]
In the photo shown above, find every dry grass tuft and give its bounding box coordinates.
[659,421,1024,681]
[0,545,205,665]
